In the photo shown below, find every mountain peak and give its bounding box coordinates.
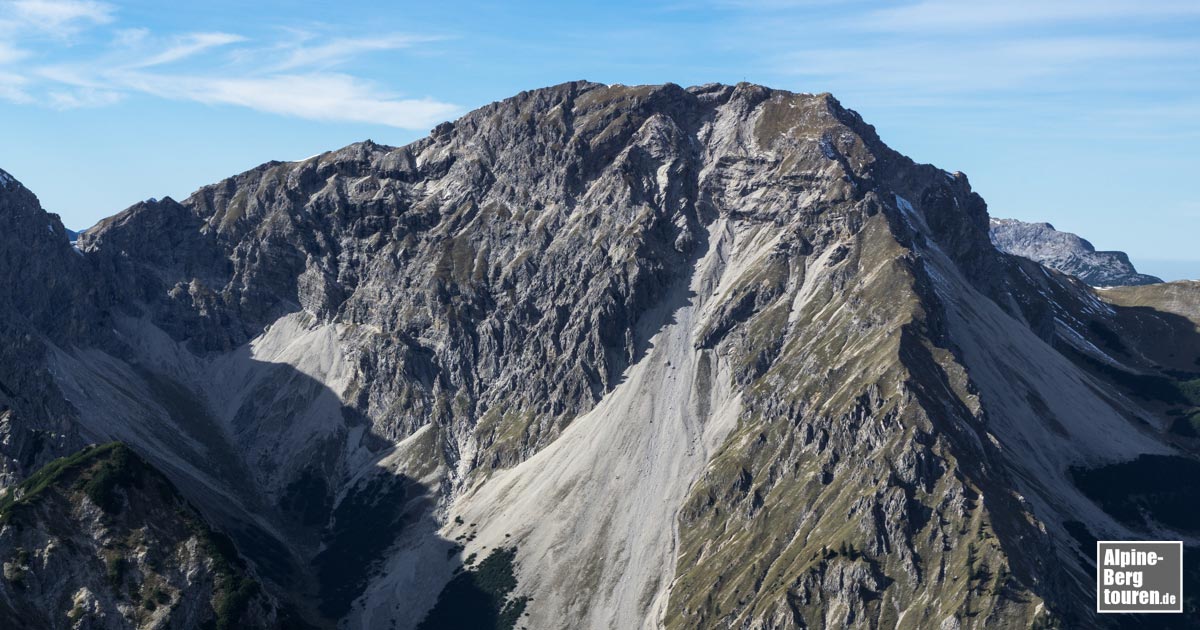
[4,81,1194,629]
[68,80,1000,353]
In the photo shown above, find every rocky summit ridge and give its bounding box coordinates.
[990,217,1162,287]
[1,81,1199,629]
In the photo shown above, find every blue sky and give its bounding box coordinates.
[1,0,1197,279]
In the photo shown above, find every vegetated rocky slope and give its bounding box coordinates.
[990,217,1161,286]
[1101,280,1200,325]
[0,82,1198,629]
[0,443,297,629]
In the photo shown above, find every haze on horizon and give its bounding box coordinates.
[1,0,1197,279]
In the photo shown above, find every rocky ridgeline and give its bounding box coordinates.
[990,217,1161,286]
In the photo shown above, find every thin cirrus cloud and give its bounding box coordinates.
[732,0,1200,115]
[0,42,28,65]
[266,33,444,72]
[778,36,1199,94]
[0,72,32,104]
[857,0,1200,31]
[47,86,123,108]
[114,72,461,129]
[127,32,248,69]
[0,0,460,129]
[0,0,114,35]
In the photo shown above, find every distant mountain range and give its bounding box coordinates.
[990,217,1161,286]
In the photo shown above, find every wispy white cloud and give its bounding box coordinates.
[113,71,459,128]
[267,33,443,71]
[0,0,114,36]
[778,36,1200,95]
[858,0,1200,32]
[708,0,848,9]
[0,2,460,129]
[47,86,122,108]
[33,64,107,89]
[0,0,115,66]
[129,32,246,68]
[0,42,28,65]
[112,27,149,47]
[38,54,461,128]
[721,0,1200,118]
[0,71,33,104]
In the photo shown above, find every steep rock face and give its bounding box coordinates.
[0,168,108,489]
[0,443,294,630]
[439,87,1051,630]
[0,83,1197,629]
[990,217,1161,286]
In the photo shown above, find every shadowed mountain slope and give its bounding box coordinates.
[0,443,303,629]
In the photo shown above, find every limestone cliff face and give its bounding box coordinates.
[990,217,1161,286]
[0,83,1197,629]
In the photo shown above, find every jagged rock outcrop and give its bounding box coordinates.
[0,443,298,629]
[990,217,1161,286]
[0,83,1197,629]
